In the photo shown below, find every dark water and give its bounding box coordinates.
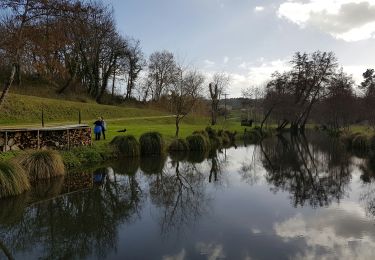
[1,132,375,260]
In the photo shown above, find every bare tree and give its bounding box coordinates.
[148,50,178,101]
[123,39,146,99]
[208,72,230,125]
[170,66,205,137]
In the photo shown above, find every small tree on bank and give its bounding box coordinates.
[170,67,205,137]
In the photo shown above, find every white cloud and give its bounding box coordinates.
[278,0,375,41]
[203,59,215,68]
[274,203,375,259]
[254,6,265,12]
[223,56,229,64]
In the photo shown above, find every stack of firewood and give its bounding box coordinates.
[0,126,92,152]
[0,131,39,151]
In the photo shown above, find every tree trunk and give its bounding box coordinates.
[175,117,180,137]
[260,106,274,131]
[0,64,16,108]
[0,239,14,260]
[111,68,116,98]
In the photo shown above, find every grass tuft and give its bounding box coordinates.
[110,135,140,157]
[0,160,30,199]
[139,132,165,155]
[169,138,189,152]
[186,134,211,152]
[18,150,65,181]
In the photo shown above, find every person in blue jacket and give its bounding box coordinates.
[93,117,103,140]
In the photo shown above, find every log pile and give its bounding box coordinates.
[0,125,92,152]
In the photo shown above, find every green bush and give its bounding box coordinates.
[18,150,65,181]
[110,135,140,157]
[169,138,189,152]
[0,160,30,199]
[139,132,165,155]
[186,134,211,152]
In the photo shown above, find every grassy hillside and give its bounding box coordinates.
[0,94,166,125]
[0,93,249,147]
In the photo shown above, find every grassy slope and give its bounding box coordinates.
[0,93,166,125]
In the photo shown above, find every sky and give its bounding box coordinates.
[104,0,375,97]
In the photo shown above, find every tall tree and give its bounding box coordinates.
[148,50,178,101]
[208,72,230,125]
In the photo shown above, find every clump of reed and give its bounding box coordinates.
[169,138,189,152]
[110,135,140,157]
[139,132,165,155]
[18,150,65,182]
[218,129,230,145]
[186,133,211,152]
[205,127,223,148]
[0,160,30,199]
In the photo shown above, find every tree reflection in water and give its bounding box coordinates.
[0,166,144,260]
[147,154,211,236]
[259,132,352,208]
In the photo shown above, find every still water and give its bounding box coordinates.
[1,133,375,259]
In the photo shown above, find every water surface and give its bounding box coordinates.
[1,133,375,259]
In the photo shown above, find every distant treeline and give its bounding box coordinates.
[242,52,375,131]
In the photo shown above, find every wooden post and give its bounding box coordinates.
[67,129,70,150]
[37,130,40,149]
[4,131,7,152]
[42,109,44,127]
[78,110,81,124]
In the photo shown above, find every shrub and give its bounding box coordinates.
[139,132,165,155]
[110,135,140,157]
[169,138,189,152]
[192,130,209,139]
[186,134,211,152]
[0,161,30,199]
[18,150,65,181]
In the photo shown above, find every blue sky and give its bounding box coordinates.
[104,0,375,97]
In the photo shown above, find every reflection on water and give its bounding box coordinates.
[1,132,375,259]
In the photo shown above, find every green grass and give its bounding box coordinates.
[0,93,166,125]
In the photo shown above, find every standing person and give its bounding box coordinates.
[93,117,103,140]
[101,117,107,140]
